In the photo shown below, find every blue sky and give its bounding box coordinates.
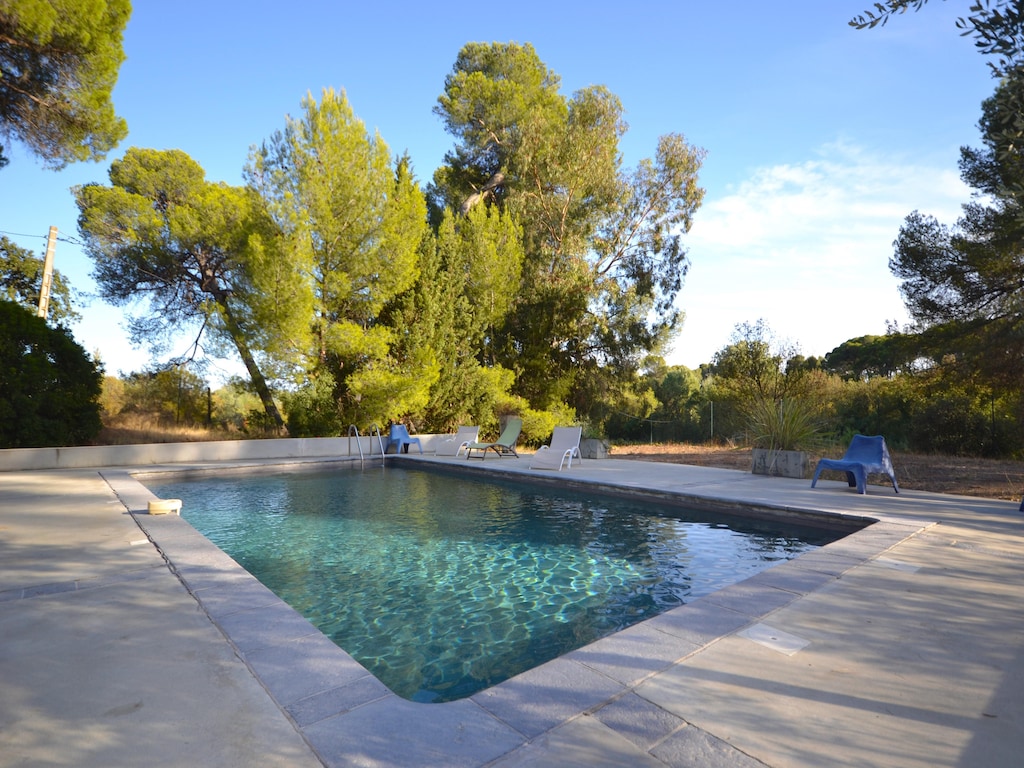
[0,1,997,380]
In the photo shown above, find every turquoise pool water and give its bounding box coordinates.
[147,465,845,702]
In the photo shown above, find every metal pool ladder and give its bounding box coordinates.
[348,424,386,467]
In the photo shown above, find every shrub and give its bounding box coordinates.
[284,374,344,437]
[116,366,210,426]
[0,300,102,447]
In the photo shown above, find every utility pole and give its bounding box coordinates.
[36,226,57,319]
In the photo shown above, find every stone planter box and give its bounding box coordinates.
[579,438,609,459]
[751,448,808,479]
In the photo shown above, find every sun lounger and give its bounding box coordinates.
[435,426,479,457]
[529,426,582,470]
[465,417,522,459]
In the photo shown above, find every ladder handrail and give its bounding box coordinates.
[349,424,386,466]
[347,424,364,464]
[369,424,386,465]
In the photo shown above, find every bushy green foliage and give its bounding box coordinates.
[828,377,913,447]
[907,386,1015,456]
[283,374,345,437]
[110,366,210,426]
[700,321,830,447]
[0,0,130,168]
[0,299,102,447]
[416,364,518,434]
[210,380,264,432]
[99,375,126,417]
[825,373,1024,457]
[385,204,525,432]
[642,361,706,442]
[509,400,577,448]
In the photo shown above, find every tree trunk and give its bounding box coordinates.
[219,299,286,431]
[460,172,505,216]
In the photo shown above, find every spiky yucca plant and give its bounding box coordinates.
[744,396,821,452]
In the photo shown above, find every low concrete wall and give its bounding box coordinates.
[0,436,401,472]
[0,431,462,472]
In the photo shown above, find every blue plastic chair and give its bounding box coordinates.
[811,435,899,495]
[386,424,422,454]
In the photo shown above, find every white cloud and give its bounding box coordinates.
[667,142,970,368]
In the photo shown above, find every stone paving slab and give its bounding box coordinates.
[0,551,321,767]
[489,712,669,767]
[634,523,1024,768]
[302,697,524,768]
[0,472,157,593]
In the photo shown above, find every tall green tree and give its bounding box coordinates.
[431,42,705,417]
[0,234,79,325]
[0,0,130,168]
[890,69,1024,388]
[823,333,917,380]
[711,320,808,402]
[74,147,309,428]
[248,89,431,431]
[854,1,1024,448]
[707,320,830,445]
[648,362,702,421]
[388,203,523,431]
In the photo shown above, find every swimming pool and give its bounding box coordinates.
[146,464,848,702]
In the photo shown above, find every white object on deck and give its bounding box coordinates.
[148,498,182,515]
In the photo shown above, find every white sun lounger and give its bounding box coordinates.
[529,426,582,471]
[435,426,480,457]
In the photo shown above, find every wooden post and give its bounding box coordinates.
[36,226,58,319]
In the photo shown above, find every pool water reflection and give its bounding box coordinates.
[147,465,845,702]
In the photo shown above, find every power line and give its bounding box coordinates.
[609,409,685,426]
[0,229,48,240]
[0,228,84,247]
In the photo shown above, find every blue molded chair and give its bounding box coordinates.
[811,435,899,495]
[386,424,422,454]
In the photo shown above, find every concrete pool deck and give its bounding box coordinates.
[1,453,1022,767]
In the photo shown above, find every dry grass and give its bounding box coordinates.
[611,442,1024,503]
[97,413,245,445]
